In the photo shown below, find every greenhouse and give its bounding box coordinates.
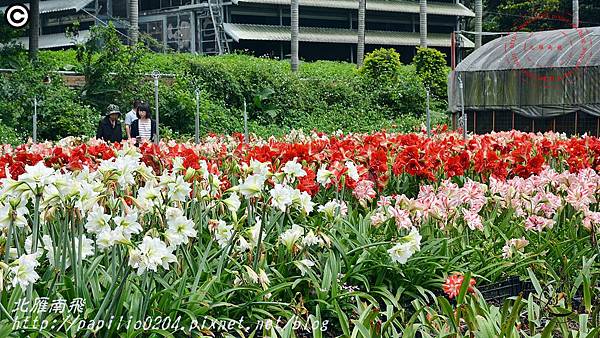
[448,26,600,135]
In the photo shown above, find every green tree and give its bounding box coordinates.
[76,23,147,113]
[413,47,448,100]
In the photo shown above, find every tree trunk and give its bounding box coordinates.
[475,0,482,49]
[357,0,366,67]
[129,0,139,45]
[29,0,40,60]
[291,0,299,72]
[419,0,427,48]
[573,0,579,28]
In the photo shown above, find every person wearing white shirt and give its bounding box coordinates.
[125,99,142,139]
[130,103,156,145]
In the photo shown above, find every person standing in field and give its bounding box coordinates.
[129,103,156,144]
[125,99,142,139]
[96,104,123,143]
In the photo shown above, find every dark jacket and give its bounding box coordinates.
[96,117,123,143]
[130,118,157,142]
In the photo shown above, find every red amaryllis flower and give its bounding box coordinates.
[442,273,476,299]
[297,168,319,196]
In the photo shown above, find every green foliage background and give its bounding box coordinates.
[0,26,449,143]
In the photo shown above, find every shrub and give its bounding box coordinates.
[0,61,96,142]
[413,47,449,100]
[76,24,146,113]
[359,48,403,82]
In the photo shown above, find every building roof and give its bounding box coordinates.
[224,23,474,48]
[13,30,90,49]
[231,0,475,17]
[0,0,94,15]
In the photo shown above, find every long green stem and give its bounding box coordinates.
[31,195,41,252]
[3,219,13,263]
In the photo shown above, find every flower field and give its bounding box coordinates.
[0,129,599,337]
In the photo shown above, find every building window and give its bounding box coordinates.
[166,14,192,52]
[142,20,164,51]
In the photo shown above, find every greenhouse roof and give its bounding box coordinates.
[455,26,600,71]
[448,27,600,117]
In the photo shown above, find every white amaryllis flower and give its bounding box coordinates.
[318,200,348,218]
[280,224,304,251]
[96,227,129,250]
[387,243,414,264]
[248,217,265,247]
[316,167,334,186]
[211,220,234,248]
[165,207,184,222]
[168,175,192,202]
[10,253,40,291]
[402,227,422,253]
[270,184,294,212]
[85,204,111,234]
[282,159,306,178]
[24,235,54,262]
[19,162,55,190]
[223,193,241,213]
[198,160,210,180]
[137,183,163,210]
[237,236,251,252]
[128,236,177,275]
[238,174,266,198]
[171,157,185,173]
[302,230,324,247]
[248,159,271,176]
[292,190,315,214]
[345,161,360,181]
[388,228,422,264]
[165,215,197,247]
[113,211,142,237]
[0,201,29,229]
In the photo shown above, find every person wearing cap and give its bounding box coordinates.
[96,104,124,143]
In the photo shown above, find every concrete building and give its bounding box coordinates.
[1,0,474,63]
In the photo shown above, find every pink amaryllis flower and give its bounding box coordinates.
[352,180,377,201]
[525,215,555,232]
[442,273,476,299]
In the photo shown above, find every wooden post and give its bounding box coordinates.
[575,111,578,135]
[597,117,599,137]
[473,111,477,134]
[532,119,535,132]
[492,111,495,131]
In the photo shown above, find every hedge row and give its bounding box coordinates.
[0,26,449,143]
